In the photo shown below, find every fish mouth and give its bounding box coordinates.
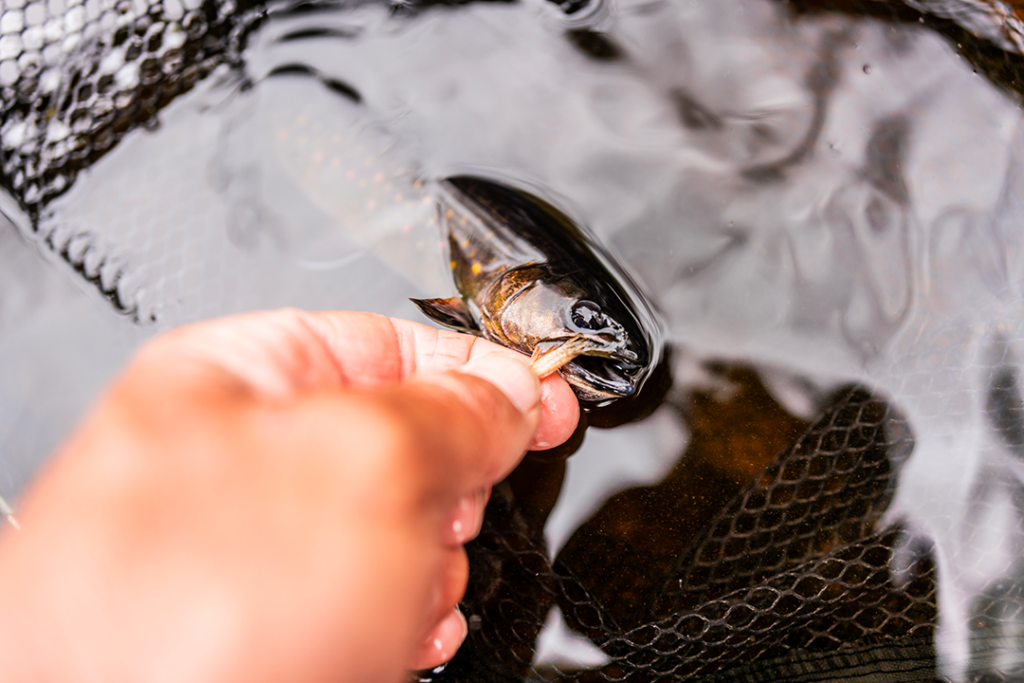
[531,335,642,401]
[564,355,641,401]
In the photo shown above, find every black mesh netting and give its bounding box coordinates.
[1,0,1023,314]
[1,0,1023,319]
[0,0,265,315]
[6,0,1024,681]
[0,0,500,317]
[429,385,968,683]
[1,0,1023,231]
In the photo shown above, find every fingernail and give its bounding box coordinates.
[418,607,467,668]
[444,487,489,546]
[432,607,468,663]
[459,354,540,414]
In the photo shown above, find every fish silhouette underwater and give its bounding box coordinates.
[412,176,662,404]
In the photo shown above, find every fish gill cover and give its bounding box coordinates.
[4,0,1024,681]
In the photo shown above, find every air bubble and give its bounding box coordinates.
[38,65,59,90]
[60,31,79,52]
[98,44,123,73]
[114,60,137,88]
[63,5,84,32]
[23,3,45,27]
[41,42,59,65]
[2,120,28,146]
[21,25,42,49]
[0,35,23,60]
[162,0,181,19]
[0,59,17,84]
[44,118,70,142]
[1,10,25,34]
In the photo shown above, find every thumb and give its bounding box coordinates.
[384,351,543,496]
[457,352,542,415]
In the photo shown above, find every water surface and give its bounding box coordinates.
[3,0,1024,679]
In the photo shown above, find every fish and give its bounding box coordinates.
[412,176,661,404]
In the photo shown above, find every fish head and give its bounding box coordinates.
[549,297,645,402]
[486,274,646,402]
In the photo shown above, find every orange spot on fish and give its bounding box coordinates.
[374,172,384,182]
[450,260,457,270]
[471,262,482,275]
[402,224,411,233]
[367,200,376,210]
[394,194,403,202]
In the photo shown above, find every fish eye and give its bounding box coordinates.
[570,301,610,332]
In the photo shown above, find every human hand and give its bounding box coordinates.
[0,309,579,683]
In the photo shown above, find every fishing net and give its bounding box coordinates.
[4,0,1024,681]
[1,0,1023,310]
[433,385,956,682]
[0,0,271,316]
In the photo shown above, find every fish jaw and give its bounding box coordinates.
[530,336,594,378]
[482,276,646,401]
[563,361,639,401]
[530,335,643,400]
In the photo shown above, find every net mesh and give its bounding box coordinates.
[432,385,960,682]
[1,0,1023,313]
[0,0,261,212]
[0,0,265,316]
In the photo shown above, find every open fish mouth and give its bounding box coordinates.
[564,355,642,401]
[531,334,637,371]
[531,336,642,401]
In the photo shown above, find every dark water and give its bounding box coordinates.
[4,0,1024,679]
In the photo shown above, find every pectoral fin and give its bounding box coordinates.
[410,297,480,335]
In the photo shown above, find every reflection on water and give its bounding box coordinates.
[4,0,1024,679]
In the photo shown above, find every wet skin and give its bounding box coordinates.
[413,176,662,404]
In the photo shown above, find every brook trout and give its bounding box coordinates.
[413,176,661,404]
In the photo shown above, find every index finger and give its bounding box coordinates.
[302,311,508,384]
[147,309,579,452]
[304,311,580,451]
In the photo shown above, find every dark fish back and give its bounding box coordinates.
[443,176,661,372]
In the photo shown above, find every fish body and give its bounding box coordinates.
[413,176,661,404]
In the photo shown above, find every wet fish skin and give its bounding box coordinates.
[413,176,659,404]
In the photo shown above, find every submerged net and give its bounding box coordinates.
[0,0,264,316]
[5,0,1024,681]
[1,0,1023,316]
[436,385,955,682]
